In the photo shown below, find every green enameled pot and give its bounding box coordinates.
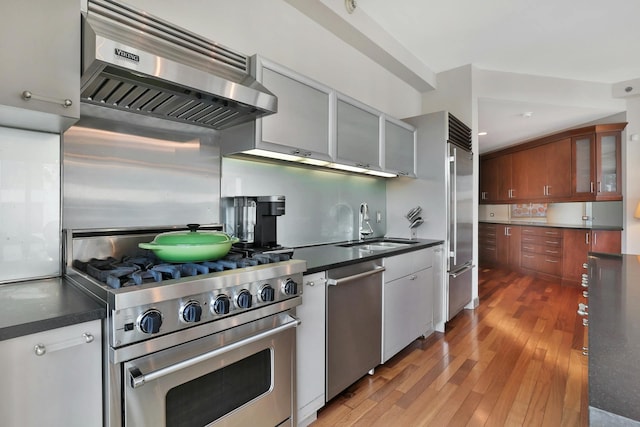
[138,224,238,263]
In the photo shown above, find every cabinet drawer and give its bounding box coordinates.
[521,226,563,238]
[384,248,433,283]
[481,237,497,247]
[479,224,497,239]
[538,256,562,276]
[521,243,562,257]
[521,253,562,276]
[521,235,562,247]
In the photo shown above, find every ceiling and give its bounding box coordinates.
[354,0,640,153]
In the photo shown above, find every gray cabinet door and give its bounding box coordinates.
[0,321,102,427]
[384,118,416,176]
[258,61,332,160]
[335,95,381,170]
[0,0,79,132]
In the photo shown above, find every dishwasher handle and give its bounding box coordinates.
[326,266,385,286]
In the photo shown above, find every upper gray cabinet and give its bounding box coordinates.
[222,56,415,178]
[0,0,79,132]
[335,93,382,172]
[383,116,416,177]
[254,57,333,161]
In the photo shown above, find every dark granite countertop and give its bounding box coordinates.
[0,277,105,341]
[292,237,444,274]
[588,253,640,424]
[479,219,622,231]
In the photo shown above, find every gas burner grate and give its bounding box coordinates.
[74,251,292,289]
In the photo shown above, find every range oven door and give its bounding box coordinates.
[123,312,299,427]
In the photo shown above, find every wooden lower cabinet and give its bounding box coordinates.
[520,226,563,278]
[479,223,498,265]
[497,224,521,269]
[480,223,621,283]
[562,229,621,282]
[478,223,520,269]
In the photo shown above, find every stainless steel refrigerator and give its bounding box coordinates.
[402,111,474,324]
[447,140,474,320]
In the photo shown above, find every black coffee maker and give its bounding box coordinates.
[222,195,286,250]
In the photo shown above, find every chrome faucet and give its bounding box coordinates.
[359,202,374,240]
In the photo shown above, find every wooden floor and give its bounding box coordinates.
[312,267,588,427]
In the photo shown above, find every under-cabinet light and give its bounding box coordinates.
[299,158,331,166]
[327,163,368,173]
[365,170,398,178]
[244,149,302,162]
[241,149,396,177]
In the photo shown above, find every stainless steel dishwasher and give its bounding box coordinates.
[326,259,384,401]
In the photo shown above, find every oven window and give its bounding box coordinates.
[166,348,272,427]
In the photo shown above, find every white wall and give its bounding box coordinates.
[623,98,640,254]
[124,0,422,119]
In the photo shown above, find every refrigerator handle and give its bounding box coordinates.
[449,263,474,278]
[449,148,457,265]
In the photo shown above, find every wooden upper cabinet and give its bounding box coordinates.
[572,134,596,198]
[480,122,625,204]
[480,157,499,202]
[571,129,623,201]
[480,154,514,203]
[510,151,529,201]
[497,155,514,201]
[545,138,572,199]
[595,131,622,200]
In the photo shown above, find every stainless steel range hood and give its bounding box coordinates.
[81,0,277,131]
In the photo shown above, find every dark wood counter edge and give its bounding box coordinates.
[295,239,444,275]
[479,220,622,231]
[0,278,106,342]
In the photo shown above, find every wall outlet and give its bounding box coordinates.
[410,228,417,239]
[376,211,382,223]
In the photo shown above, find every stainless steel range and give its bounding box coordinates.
[63,225,306,427]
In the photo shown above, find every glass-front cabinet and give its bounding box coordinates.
[572,134,595,198]
[255,58,333,161]
[383,116,416,177]
[571,127,623,201]
[596,131,622,200]
[335,93,382,172]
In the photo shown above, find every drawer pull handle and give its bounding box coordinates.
[34,332,94,356]
[577,303,588,317]
[22,90,72,108]
[545,259,559,263]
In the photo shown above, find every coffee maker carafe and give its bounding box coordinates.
[222,195,285,250]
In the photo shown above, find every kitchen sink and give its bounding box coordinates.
[338,239,419,251]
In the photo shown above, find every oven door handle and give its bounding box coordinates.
[128,314,301,389]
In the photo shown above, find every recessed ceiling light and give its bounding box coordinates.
[522,112,533,118]
[478,131,488,136]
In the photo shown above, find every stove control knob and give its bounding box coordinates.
[212,295,231,315]
[236,289,253,309]
[181,301,202,323]
[283,279,298,296]
[259,285,275,302]
[139,309,162,334]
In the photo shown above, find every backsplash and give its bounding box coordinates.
[479,201,623,227]
[0,127,60,283]
[221,158,387,247]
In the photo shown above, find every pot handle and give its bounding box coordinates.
[186,224,200,232]
[138,243,155,250]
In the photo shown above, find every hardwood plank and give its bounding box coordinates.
[313,267,587,427]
